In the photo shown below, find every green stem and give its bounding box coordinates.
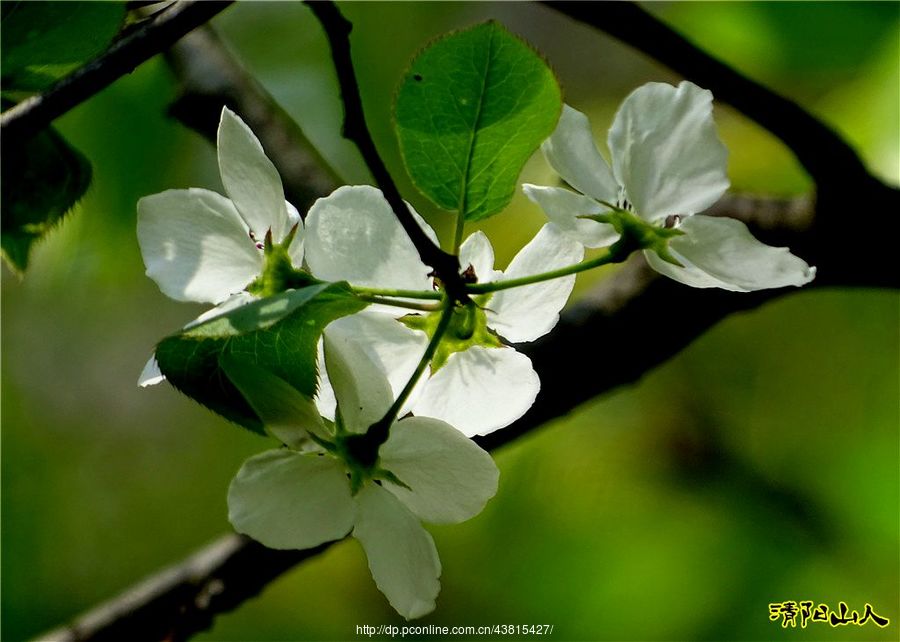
[339,297,454,470]
[351,285,442,300]
[466,244,631,295]
[377,298,455,428]
[453,210,466,254]
[355,293,442,313]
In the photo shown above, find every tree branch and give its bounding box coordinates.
[165,26,340,215]
[303,1,467,303]
[39,535,326,642]
[543,1,899,289]
[544,2,870,188]
[1,1,233,141]
[35,3,898,640]
[39,188,897,642]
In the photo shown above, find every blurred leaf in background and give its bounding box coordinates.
[0,1,126,272]
[1,121,91,272]
[0,0,125,92]
[1,2,897,641]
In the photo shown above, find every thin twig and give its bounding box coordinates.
[1,1,233,141]
[303,1,467,303]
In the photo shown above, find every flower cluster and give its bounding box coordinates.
[226,333,498,619]
[136,82,815,618]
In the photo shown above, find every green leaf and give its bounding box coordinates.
[155,284,367,434]
[219,357,328,447]
[394,21,562,222]
[1,1,126,92]
[1,124,91,272]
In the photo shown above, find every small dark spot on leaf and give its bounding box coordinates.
[413,74,423,82]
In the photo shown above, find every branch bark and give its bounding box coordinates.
[40,188,893,642]
[1,1,233,141]
[544,2,869,188]
[165,26,340,215]
[544,1,899,292]
[36,3,899,640]
[303,1,467,303]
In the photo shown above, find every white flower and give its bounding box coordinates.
[136,107,303,385]
[524,81,815,291]
[135,112,436,391]
[408,226,583,437]
[136,108,577,440]
[225,334,499,619]
[138,107,303,305]
[304,188,583,437]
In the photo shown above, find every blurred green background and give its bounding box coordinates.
[2,2,898,640]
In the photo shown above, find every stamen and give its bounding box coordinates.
[664,215,682,228]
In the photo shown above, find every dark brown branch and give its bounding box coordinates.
[303,1,467,303]
[165,26,340,214]
[544,1,900,289]
[35,5,899,640]
[41,185,899,641]
[39,535,325,642]
[1,1,233,140]
[544,2,870,188]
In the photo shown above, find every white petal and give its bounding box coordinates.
[413,347,539,437]
[459,231,502,283]
[137,188,263,304]
[314,337,337,421]
[488,224,584,343]
[380,417,499,524]
[522,184,619,249]
[325,311,429,413]
[645,215,816,291]
[541,104,619,203]
[353,483,441,620]
[305,185,437,291]
[285,201,305,267]
[228,449,354,550]
[323,328,394,434]
[138,355,165,387]
[608,81,729,223]
[217,108,289,241]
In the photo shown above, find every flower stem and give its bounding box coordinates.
[453,210,466,254]
[354,293,442,313]
[353,297,455,458]
[351,285,442,300]
[379,297,454,427]
[466,242,633,295]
